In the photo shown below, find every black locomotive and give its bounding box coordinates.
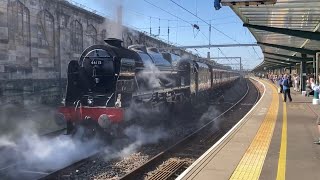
[56,38,239,134]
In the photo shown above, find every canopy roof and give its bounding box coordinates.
[225,0,320,71]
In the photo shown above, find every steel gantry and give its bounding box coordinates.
[263,52,313,62]
[244,23,320,41]
[257,42,316,55]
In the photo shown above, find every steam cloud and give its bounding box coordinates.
[0,102,103,179]
[0,128,102,178]
[137,61,162,89]
[103,125,168,160]
[0,102,169,179]
[100,0,124,40]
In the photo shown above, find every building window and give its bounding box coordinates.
[122,33,133,48]
[127,35,133,46]
[60,15,67,28]
[37,10,54,48]
[70,20,83,53]
[100,29,106,42]
[7,0,30,46]
[86,25,97,45]
[125,34,133,47]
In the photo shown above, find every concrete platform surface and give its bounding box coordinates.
[177,78,320,180]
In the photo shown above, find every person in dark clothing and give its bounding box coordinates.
[306,79,315,96]
[282,74,292,102]
[288,74,293,87]
[312,84,320,144]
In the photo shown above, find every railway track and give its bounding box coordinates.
[0,128,67,180]
[32,77,254,180]
[120,78,260,180]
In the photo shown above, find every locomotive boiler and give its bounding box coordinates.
[55,38,239,136]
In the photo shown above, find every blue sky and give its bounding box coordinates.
[72,0,263,70]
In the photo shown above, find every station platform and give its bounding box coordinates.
[177,78,320,180]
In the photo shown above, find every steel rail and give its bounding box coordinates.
[0,128,66,178]
[119,79,254,180]
[38,151,103,180]
[39,78,257,180]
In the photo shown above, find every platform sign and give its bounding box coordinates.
[221,0,277,6]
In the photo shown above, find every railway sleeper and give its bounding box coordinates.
[147,159,188,180]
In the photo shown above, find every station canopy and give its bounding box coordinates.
[223,0,320,71]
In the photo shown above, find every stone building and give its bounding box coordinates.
[0,0,196,105]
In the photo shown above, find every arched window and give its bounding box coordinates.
[86,25,97,45]
[100,29,106,41]
[121,33,133,47]
[7,0,30,46]
[122,33,127,47]
[127,36,133,46]
[37,10,54,48]
[70,20,83,53]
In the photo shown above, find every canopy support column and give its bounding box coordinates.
[301,54,307,92]
[316,53,320,84]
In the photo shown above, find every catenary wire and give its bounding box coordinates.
[168,0,241,44]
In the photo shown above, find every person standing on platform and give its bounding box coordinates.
[307,78,315,96]
[282,74,292,102]
[312,84,320,144]
[278,74,283,93]
[294,74,300,91]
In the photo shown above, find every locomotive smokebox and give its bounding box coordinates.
[104,38,123,48]
[98,114,110,129]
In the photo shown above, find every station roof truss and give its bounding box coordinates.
[227,0,320,71]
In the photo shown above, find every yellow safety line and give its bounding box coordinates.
[276,102,287,180]
[230,82,279,180]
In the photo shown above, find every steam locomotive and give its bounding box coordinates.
[55,38,239,135]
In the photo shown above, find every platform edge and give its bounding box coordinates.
[176,77,266,180]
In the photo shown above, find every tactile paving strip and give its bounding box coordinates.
[229,82,279,180]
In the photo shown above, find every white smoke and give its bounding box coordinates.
[137,61,176,90]
[0,101,104,177]
[0,128,103,173]
[137,61,162,89]
[100,0,124,40]
[19,132,101,170]
[104,125,168,160]
[0,136,16,148]
[123,59,176,122]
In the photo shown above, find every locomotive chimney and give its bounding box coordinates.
[104,38,123,48]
